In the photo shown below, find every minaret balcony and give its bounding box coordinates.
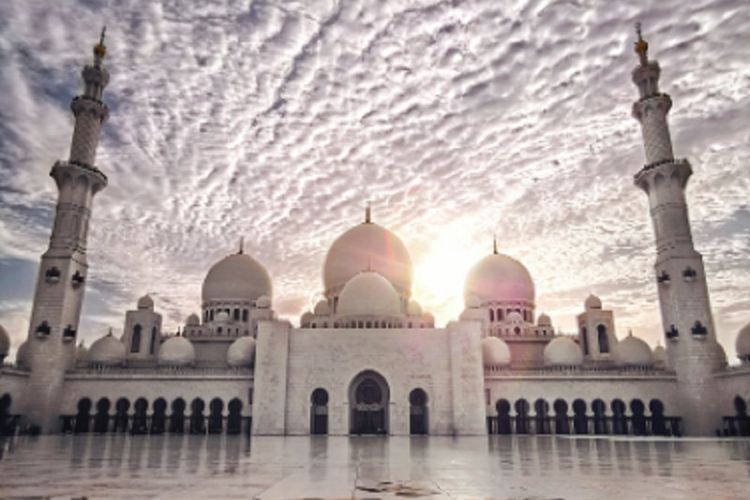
[691,321,708,337]
[657,271,670,284]
[45,267,61,284]
[682,267,697,282]
[71,271,85,288]
[62,325,77,342]
[35,321,51,338]
[666,325,679,340]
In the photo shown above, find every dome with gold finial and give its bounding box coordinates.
[93,26,107,59]
[634,22,648,64]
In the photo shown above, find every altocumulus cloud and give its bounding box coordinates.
[0,0,748,360]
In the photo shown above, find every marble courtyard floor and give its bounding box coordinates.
[0,434,748,499]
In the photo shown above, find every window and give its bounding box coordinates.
[581,326,589,355]
[489,309,495,322]
[149,327,157,354]
[597,324,609,353]
[242,309,248,322]
[233,308,240,321]
[131,325,142,353]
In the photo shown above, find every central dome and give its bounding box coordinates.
[202,252,272,304]
[337,271,401,317]
[464,252,535,305]
[323,220,412,296]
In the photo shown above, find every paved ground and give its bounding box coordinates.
[0,434,748,499]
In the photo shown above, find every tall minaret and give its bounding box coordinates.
[631,24,724,436]
[23,29,110,433]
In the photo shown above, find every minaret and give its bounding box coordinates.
[631,25,723,435]
[23,29,110,433]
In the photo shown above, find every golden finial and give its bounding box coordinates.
[365,202,371,224]
[493,235,498,255]
[634,22,648,66]
[239,237,244,255]
[93,26,107,60]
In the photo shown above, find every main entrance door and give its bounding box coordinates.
[350,371,389,435]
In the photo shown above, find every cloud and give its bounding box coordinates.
[0,0,748,361]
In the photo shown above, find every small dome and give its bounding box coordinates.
[421,312,435,326]
[202,253,272,304]
[585,294,602,310]
[543,336,583,366]
[506,311,524,323]
[736,323,750,360]
[76,341,89,362]
[653,344,667,366]
[482,337,511,367]
[323,221,413,296]
[337,271,401,318]
[158,336,195,366]
[300,311,314,326]
[89,333,126,365]
[407,300,422,316]
[137,294,154,310]
[465,295,481,309]
[15,340,30,368]
[464,253,535,305]
[314,300,330,316]
[537,313,552,327]
[256,294,272,309]
[215,310,230,323]
[613,333,653,365]
[0,324,10,356]
[186,313,200,326]
[227,336,256,367]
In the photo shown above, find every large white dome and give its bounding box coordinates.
[543,337,583,366]
[16,340,30,368]
[653,344,667,366]
[482,337,511,367]
[227,336,256,367]
[158,336,195,366]
[338,271,401,318]
[323,221,412,296]
[89,334,126,365]
[0,324,10,357]
[613,333,653,365]
[736,323,750,360]
[464,252,534,305]
[202,252,272,304]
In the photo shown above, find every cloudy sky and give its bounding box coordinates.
[0,0,748,361]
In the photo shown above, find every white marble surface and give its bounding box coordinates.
[0,435,748,499]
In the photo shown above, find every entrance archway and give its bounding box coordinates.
[409,388,428,435]
[311,388,329,435]
[349,371,389,435]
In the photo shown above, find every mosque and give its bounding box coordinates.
[1,27,749,438]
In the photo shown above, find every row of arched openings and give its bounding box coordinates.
[722,396,750,437]
[65,397,248,435]
[308,386,428,435]
[488,398,680,437]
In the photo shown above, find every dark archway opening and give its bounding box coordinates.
[227,398,243,435]
[93,398,111,433]
[534,399,550,434]
[132,398,149,434]
[515,399,530,434]
[649,399,666,436]
[190,398,206,434]
[734,396,750,437]
[113,398,130,433]
[208,398,224,434]
[592,399,607,434]
[553,399,569,434]
[75,398,92,433]
[611,399,627,435]
[0,394,13,436]
[170,398,186,434]
[496,399,512,435]
[631,399,646,435]
[572,399,588,435]
[350,371,389,435]
[151,398,167,434]
[409,389,428,435]
[311,388,329,435]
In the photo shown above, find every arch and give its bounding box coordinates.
[592,399,607,434]
[132,398,149,434]
[581,326,589,355]
[630,399,646,435]
[190,398,206,434]
[597,325,609,353]
[311,388,329,435]
[131,324,142,353]
[572,399,588,435]
[495,399,512,435]
[93,398,111,433]
[149,327,158,355]
[409,388,428,435]
[75,398,92,433]
[151,398,167,434]
[208,398,224,434]
[514,399,530,434]
[113,398,130,432]
[170,398,186,434]
[735,396,750,437]
[611,399,627,435]
[649,399,666,436]
[534,399,550,434]
[489,309,494,322]
[0,393,13,436]
[497,309,504,321]
[553,399,569,434]
[227,398,243,435]
[349,370,389,435]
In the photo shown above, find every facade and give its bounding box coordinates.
[1,28,750,439]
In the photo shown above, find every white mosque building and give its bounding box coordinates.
[1,27,749,438]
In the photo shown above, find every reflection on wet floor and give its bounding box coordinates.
[0,435,749,499]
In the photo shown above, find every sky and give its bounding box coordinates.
[0,0,748,362]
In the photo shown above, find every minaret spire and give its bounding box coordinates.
[631,28,723,436]
[239,237,244,255]
[492,235,498,255]
[23,30,110,433]
[364,202,371,224]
